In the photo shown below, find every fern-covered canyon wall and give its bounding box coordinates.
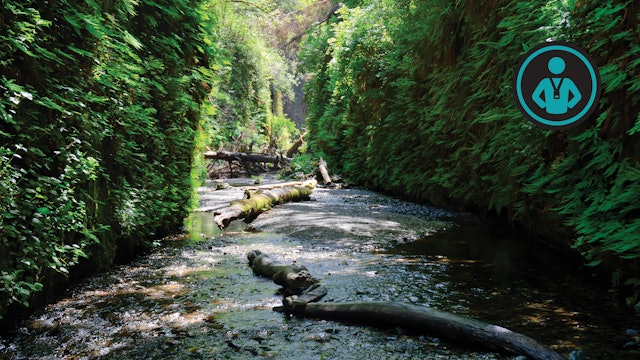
[302,0,640,308]
[0,0,324,325]
[0,0,208,321]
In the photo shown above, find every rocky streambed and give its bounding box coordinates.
[0,178,637,359]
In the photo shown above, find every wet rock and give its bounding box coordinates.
[164,338,181,346]
[408,296,419,303]
[226,340,241,350]
[187,347,205,356]
[567,349,589,360]
[253,329,269,341]
[426,337,440,346]
[204,315,223,329]
[304,332,332,343]
[623,328,640,350]
[26,318,62,336]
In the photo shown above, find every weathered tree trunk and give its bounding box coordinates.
[214,181,316,229]
[246,250,564,360]
[204,150,289,165]
[242,179,317,191]
[247,250,317,290]
[289,301,564,360]
[318,157,332,185]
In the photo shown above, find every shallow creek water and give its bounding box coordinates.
[0,179,638,359]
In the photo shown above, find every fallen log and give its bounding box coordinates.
[213,181,316,229]
[241,179,317,191]
[246,250,564,360]
[288,301,564,360]
[283,284,328,307]
[318,157,332,185]
[204,150,289,165]
[247,250,317,291]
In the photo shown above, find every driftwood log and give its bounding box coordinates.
[289,302,564,360]
[246,250,564,360]
[241,180,316,191]
[247,250,317,291]
[214,180,316,229]
[204,150,289,165]
[318,157,332,185]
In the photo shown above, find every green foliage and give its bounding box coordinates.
[267,114,300,151]
[289,153,316,175]
[198,0,299,154]
[302,0,640,306]
[0,0,208,318]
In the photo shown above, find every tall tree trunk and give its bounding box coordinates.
[286,132,306,158]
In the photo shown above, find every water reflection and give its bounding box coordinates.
[184,210,251,242]
[384,220,638,359]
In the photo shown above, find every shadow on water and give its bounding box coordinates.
[382,220,640,359]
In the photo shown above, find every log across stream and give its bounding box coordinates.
[213,179,317,229]
[247,250,564,360]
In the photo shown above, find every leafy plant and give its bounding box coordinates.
[198,0,300,154]
[0,0,209,319]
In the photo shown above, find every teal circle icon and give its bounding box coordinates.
[513,42,601,130]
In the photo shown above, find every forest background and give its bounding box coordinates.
[1,0,640,323]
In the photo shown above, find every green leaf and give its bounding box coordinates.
[585,259,603,267]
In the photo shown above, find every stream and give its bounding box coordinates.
[0,178,638,359]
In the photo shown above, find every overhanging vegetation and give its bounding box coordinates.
[301,0,640,309]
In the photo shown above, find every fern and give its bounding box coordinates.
[302,0,640,308]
